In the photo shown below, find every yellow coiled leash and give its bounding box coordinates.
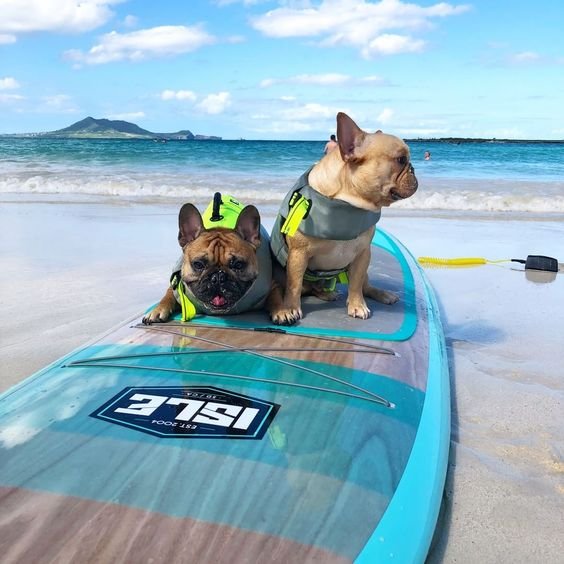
[418,255,559,272]
[418,256,508,267]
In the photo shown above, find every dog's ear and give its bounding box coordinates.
[178,204,204,247]
[336,112,366,162]
[235,205,261,248]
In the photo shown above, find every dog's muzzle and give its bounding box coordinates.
[396,163,418,199]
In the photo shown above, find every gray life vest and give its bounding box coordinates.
[270,167,381,278]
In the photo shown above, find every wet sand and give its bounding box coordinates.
[1,198,563,562]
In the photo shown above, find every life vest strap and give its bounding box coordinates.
[303,270,349,292]
[170,271,197,322]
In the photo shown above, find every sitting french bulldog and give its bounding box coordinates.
[143,194,272,324]
[268,112,418,325]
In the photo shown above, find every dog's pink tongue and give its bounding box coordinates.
[211,295,227,307]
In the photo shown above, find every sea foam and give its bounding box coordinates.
[2,171,564,214]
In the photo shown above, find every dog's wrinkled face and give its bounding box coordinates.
[178,204,261,313]
[359,133,418,207]
[336,112,418,210]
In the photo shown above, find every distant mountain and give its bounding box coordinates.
[30,117,221,140]
[55,116,155,138]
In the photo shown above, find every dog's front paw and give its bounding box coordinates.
[142,305,173,325]
[347,299,371,320]
[270,307,303,326]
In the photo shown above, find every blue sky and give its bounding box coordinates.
[1,0,563,140]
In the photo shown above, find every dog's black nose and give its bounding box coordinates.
[211,270,226,285]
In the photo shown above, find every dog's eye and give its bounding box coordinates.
[229,258,246,271]
[191,260,206,271]
[397,156,407,165]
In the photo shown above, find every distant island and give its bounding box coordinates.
[2,116,222,140]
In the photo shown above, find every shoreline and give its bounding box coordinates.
[3,192,564,224]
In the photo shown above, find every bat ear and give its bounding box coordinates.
[336,112,366,162]
[178,204,204,247]
[235,205,261,248]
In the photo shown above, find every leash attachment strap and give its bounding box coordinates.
[170,271,197,322]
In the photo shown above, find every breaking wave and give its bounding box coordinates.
[2,171,564,214]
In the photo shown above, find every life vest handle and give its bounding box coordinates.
[209,192,224,222]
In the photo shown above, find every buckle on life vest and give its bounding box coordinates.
[302,270,349,292]
[170,271,197,322]
[280,190,312,237]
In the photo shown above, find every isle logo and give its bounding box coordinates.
[90,386,279,439]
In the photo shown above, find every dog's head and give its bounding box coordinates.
[177,203,262,313]
[334,112,418,209]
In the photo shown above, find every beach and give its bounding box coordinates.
[1,193,563,562]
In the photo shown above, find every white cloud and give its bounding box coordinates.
[0,77,20,90]
[123,15,138,28]
[261,73,389,88]
[511,51,541,64]
[64,25,216,65]
[0,93,24,103]
[161,89,198,102]
[397,127,449,137]
[251,0,470,58]
[42,94,71,107]
[360,75,389,84]
[40,94,78,113]
[215,0,265,6]
[362,34,425,57]
[250,121,316,134]
[160,89,233,114]
[226,35,246,44]
[259,79,274,88]
[261,73,349,87]
[247,100,351,135]
[0,0,118,37]
[108,111,146,121]
[279,103,339,121]
[0,34,17,44]
[377,107,394,124]
[197,92,232,115]
[473,126,527,139]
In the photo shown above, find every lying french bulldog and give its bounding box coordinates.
[143,194,272,324]
[268,112,418,325]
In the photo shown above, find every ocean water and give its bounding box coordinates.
[1,137,563,214]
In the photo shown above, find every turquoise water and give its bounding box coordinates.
[1,137,563,212]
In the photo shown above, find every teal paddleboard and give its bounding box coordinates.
[0,229,450,563]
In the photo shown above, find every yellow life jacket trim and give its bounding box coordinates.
[337,271,349,285]
[177,279,197,322]
[171,272,197,322]
[280,190,312,237]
